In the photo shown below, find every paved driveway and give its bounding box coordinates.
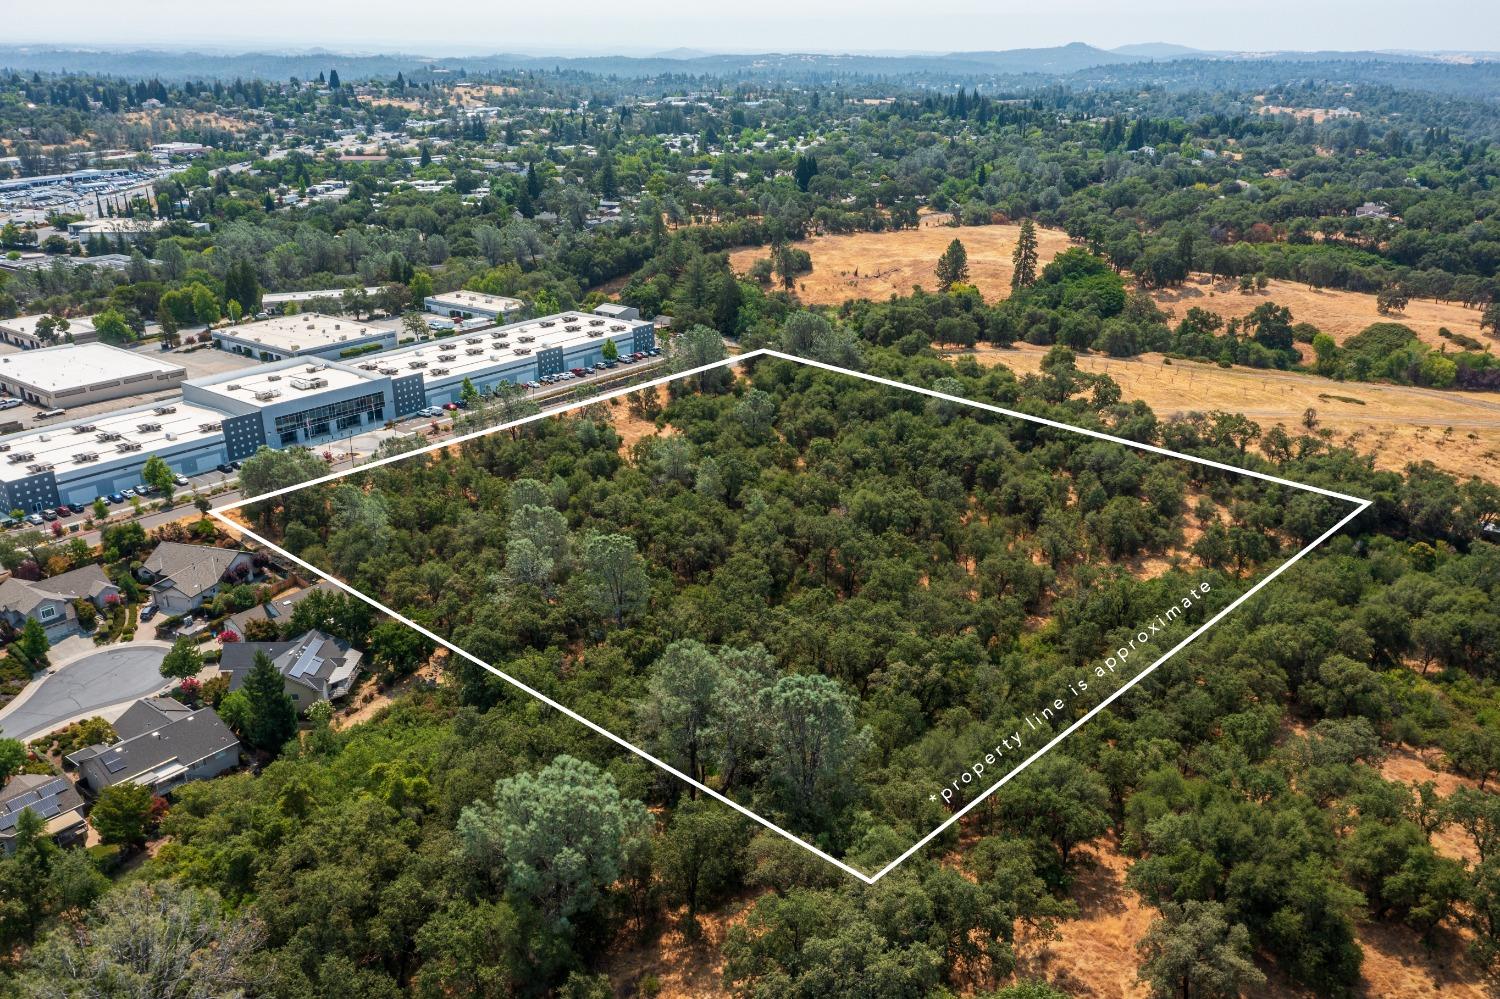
[0,644,171,742]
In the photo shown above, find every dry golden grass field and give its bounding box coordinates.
[964,344,1500,486]
[1154,275,1491,351]
[731,221,1491,350]
[727,215,1073,304]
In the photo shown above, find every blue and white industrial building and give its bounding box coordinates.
[0,306,656,512]
[365,306,655,405]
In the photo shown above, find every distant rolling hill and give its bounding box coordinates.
[0,41,1485,83]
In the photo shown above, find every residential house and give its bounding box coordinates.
[0,564,118,640]
[0,772,87,854]
[220,629,363,711]
[138,542,257,616]
[1355,201,1393,220]
[67,696,240,796]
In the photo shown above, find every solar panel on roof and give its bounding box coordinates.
[102,752,128,773]
[3,790,39,812]
[33,799,60,819]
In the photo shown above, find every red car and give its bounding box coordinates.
[570,367,588,377]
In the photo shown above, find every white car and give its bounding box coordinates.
[0,399,20,410]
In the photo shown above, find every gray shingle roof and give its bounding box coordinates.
[71,697,239,790]
[221,629,362,695]
[142,542,248,600]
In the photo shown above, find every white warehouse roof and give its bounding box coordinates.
[0,399,226,486]
[0,343,183,395]
[215,314,389,354]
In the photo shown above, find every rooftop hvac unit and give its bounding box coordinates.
[513,347,531,355]
[254,389,281,401]
[137,422,161,432]
[493,340,509,348]
[95,431,122,442]
[359,363,379,371]
[465,336,482,345]
[539,320,555,328]
[408,360,427,369]
[564,325,580,332]
[518,335,535,343]
[226,383,241,390]
[116,441,142,452]
[305,364,326,373]
[379,367,398,376]
[611,325,626,332]
[589,318,604,326]
[153,405,177,415]
[72,452,99,463]
[466,347,484,355]
[7,452,34,463]
[563,315,579,322]
[438,353,457,362]
[490,331,505,339]
[290,376,327,390]
[0,444,9,453]
[27,463,54,473]
[72,424,96,434]
[165,433,177,441]
[266,374,281,382]
[429,366,450,375]
[198,422,221,433]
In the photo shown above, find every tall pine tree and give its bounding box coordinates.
[243,650,297,754]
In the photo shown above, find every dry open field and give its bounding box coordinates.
[1154,276,1492,352]
[963,344,1500,485]
[728,221,1493,354]
[727,215,1073,305]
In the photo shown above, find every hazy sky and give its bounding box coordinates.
[8,0,1499,55]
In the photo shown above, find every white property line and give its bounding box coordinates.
[212,349,1372,883]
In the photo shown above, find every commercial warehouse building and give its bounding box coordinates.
[0,307,656,511]
[183,358,424,455]
[0,344,185,409]
[0,314,99,349]
[422,290,524,322]
[0,398,232,511]
[368,306,655,405]
[261,287,383,312]
[210,314,396,362]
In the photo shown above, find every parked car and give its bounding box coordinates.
[593,362,607,371]
[139,604,159,622]
[67,503,85,515]
[442,402,460,411]
[216,463,234,474]
[25,513,43,526]
[40,509,58,522]
[174,475,190,487]
[121,488,136,498]
[570,367,588,377]
[107,492,125,504]
[230,461,242,470]
[0,398,20,410]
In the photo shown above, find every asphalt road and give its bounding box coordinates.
[0,645,170,742]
